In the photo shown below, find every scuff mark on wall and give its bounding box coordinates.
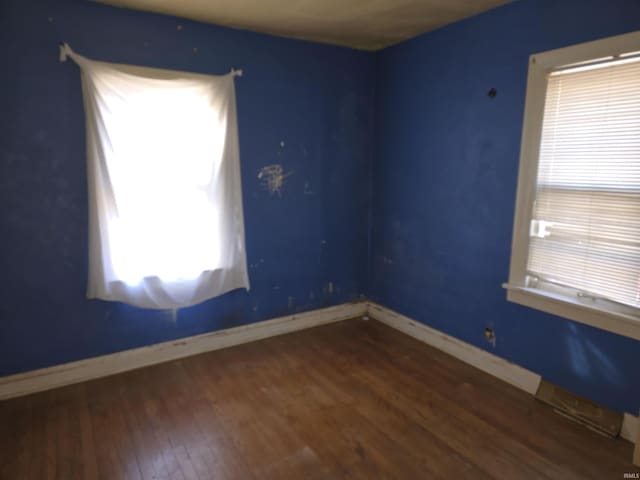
[318,240,327,265]
[304,180,313,195]
[249,258,264,269]
[323,281,334,297]
[258,164,293,196]
[165,308,178,325]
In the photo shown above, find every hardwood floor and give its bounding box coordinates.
[0,317,637,479]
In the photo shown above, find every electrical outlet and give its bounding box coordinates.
[484,327,496,347]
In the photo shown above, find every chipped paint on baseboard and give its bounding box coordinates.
[366,302,542,395]
[0,302,368,400]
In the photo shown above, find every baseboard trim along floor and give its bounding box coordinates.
[365,302,638,446]
[0,299,636,447]
[0,302,366,400]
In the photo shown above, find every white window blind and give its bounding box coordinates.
[527,56,640,308]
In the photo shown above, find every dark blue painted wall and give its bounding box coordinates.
[371,0,640,414]
[0,0,374,376]
[1,0,638,416]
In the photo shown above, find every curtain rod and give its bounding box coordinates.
[58,41,243,77]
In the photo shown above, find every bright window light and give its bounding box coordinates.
[62,43,249,309]
[101,84,226,285]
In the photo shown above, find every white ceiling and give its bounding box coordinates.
[93,0,510,51]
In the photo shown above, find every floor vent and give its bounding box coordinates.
[535,380,622,438]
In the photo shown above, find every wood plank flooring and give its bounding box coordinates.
[0,317,637,479]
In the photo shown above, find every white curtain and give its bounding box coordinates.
[61,44,249,309]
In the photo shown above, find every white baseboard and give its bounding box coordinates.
[622,413,639,444]
[366,302,542,394]
[0,302,367,401]
[365,302,638,445]
[2,298,636,447]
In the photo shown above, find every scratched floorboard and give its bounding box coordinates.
[0,318,637,479]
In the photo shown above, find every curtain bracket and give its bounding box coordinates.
[59,42,70,62]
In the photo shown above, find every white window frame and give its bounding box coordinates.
[504,30,640,341]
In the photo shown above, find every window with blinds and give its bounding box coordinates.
[526,55,640,309]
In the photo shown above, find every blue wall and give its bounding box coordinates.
[0,0,374,376]
[371,0,640,414]
[1,0,638,416]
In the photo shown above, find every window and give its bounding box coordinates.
[62,44,249,309]
[504,31,640,340]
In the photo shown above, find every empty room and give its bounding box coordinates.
[1,0,639,478]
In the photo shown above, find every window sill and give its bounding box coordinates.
[502,283,640,341]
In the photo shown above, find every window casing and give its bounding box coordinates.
[504,31,640,340]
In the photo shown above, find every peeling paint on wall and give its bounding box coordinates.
[0,0,373,379]
[257,164,293,196]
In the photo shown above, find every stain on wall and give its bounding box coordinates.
[370,0,640,414]
[258,164,293,196]
[0,0,375,376]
